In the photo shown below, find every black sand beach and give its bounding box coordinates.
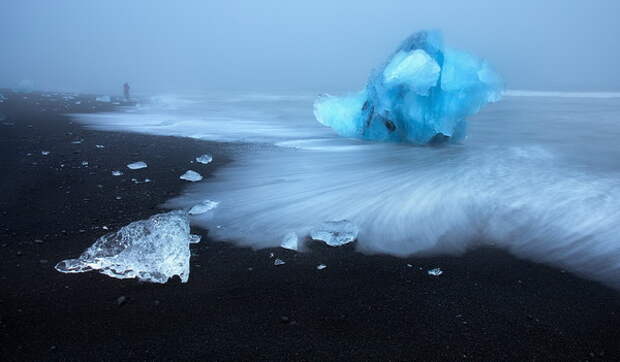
[1,91,619,361]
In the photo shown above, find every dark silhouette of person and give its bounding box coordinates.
[123,82,130,101]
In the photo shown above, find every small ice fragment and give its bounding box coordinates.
[95,95,111,103]
[81,161,89,166]
[316,264,327,270]
[71,140,83,144]
[274,258,286,266]
[132,178,151,184]
[112,170,123,176]
[75,101,81,105]
[180,170,203,182]
[427,268,443,276]
[41,151,50,156]
[269,252,275,258]
[310,220,359,246]
[195,154,213,164]
[102,226,109,230]
[188,200,219,215]
[127,161,148,170]
[189,234,202,244]
[406,264,413,268]
[280,232,299,251]
[95,144,105,149]
[55,210,196,283]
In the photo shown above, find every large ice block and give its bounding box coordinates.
[314,31,503,144]
[55,210,198,283]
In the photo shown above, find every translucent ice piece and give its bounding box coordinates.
[196,154,213,164]
[55,210,196,283]
[310,220,359,246]
[127,161,148,170]
[95,95,111,103]
[180,170,203,182]
[274,258,286,266]
[112,170,123,176]
[316,264,327,270]
[188,200,219,215]
[427,268,443,276]
[280,232,299,251]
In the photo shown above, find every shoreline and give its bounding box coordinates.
[1,90,618,360]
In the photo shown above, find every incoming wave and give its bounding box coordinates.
[73,91,620,288]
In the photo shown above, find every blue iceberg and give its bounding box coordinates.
[314,31,503,144]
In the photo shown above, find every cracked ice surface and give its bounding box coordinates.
[314,30,503,144]
[55,210,198,283]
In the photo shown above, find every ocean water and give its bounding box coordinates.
[73,90,620,288]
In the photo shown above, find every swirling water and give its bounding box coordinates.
[74,91,620,288]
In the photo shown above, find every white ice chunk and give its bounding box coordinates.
[55,210,195,283]
[71,140,83,144]
[383,49,441,95]
[127,161,148,170]
[310,220,359,246]
[81,161,89,166]
[189,234,202,244]
[95,95,111,103]
[196,154,213,164]
[280,232,299,251]
[427,268,443,276]
[274,258,286,266]
[316,264,327,270]
[188,200,219,215]
[96,144,105,149]
[41,151,50,156]
[180,170,203,182]
[112,170,123,176]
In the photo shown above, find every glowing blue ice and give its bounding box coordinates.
[314,31,503,144]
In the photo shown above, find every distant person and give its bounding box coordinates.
[123,82,130,101]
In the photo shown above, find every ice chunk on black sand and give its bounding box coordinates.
[180,170,203,182]
[310,220,359,246]
[195,154,213,165]
[55,210,197,283]
[127,161,148,170]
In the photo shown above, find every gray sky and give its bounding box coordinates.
[1,0,618,94]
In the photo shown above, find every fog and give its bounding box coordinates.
[1,0,619,95]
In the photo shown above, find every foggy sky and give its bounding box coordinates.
[1,0,618,95]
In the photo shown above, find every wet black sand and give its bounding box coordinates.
[0,90,619,361]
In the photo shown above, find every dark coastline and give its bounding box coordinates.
[1,90,619,361]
